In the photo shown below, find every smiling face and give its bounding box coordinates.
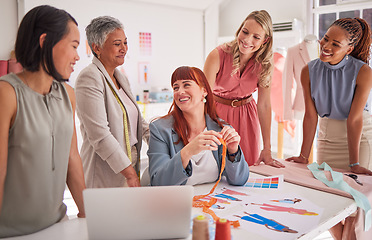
[319,25,354,65]
[52,21,80,79]
[95,28,128,70]
[237,18,267,58]
[172,79,206,114]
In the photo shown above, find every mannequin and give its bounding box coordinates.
[282,35,319,161]
[304,34,318,61]
[282,35,319,121]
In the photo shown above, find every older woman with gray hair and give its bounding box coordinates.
[75,16,149,188]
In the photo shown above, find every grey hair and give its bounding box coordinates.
[85,16,124,57]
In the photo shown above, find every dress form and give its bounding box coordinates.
[304,34,319,61]
[281,34,319,161]
[292,34,319,120]
[303,34,319,163]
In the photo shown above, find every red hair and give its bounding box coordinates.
[331,18,371,63]
[160,66,224,145]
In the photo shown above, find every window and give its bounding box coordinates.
[319,0,336,6]
[313,0,372,101]
[313,0,372,39]
[339,10,359,18]
[318,13,336,39]
[364,8,372,24]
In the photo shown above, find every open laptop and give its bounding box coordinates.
[83,185,194,240]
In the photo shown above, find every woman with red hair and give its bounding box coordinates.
[148,66,249,186]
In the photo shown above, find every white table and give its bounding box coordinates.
[3,173,356,240]
[190,173,357,240]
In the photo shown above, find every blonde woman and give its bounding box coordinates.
[204,10,283,167]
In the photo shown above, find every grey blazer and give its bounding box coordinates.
[148,114,249,186]
[75,57,149,188]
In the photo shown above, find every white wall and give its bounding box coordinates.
[1,0,310,97]
[16,0,205,98]
[204,1,220,59]
[0,0,18,60]
[219,0,307,37]
[1,0,311,156]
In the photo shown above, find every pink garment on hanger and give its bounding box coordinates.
[282,41,310,121]
[0,60,8,77]
[271,52,285,120]
[272,52,296,138]
[8,59,22,74]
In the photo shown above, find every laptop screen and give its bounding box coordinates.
[83,185,194,240]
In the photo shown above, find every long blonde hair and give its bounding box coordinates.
[226,10,273,88]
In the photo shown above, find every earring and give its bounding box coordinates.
[203,97,207,103]
[346,55,349,60]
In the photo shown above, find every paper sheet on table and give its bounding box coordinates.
[204,184,324,240]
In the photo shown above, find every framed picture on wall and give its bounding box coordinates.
[138,62,150,84]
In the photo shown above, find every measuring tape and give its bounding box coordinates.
[105,79,132,163]
[192,138,240,228]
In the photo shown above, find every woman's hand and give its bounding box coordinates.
[181,130,222,168]
[184,130,222,156]
[220,126,240,154]
[77,212,86,218]
[255,149,285,168]
[285,156,308,164]
[121,165,140,187]
[350,165,372,175]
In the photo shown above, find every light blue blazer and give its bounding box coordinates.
[148,114,249,186]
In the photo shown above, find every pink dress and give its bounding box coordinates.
[214,45,260,166]
[271,52,296,138]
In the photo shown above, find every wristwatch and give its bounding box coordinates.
[228,150,239,157]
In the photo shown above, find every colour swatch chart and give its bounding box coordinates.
[139,32,152,56]
[244,175,283,189]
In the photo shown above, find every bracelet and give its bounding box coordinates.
[349,162,360,167]
[299,153,308,160]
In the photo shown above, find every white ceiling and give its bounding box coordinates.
[129,0,222,10]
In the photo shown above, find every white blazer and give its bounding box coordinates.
[75,57,149,188]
